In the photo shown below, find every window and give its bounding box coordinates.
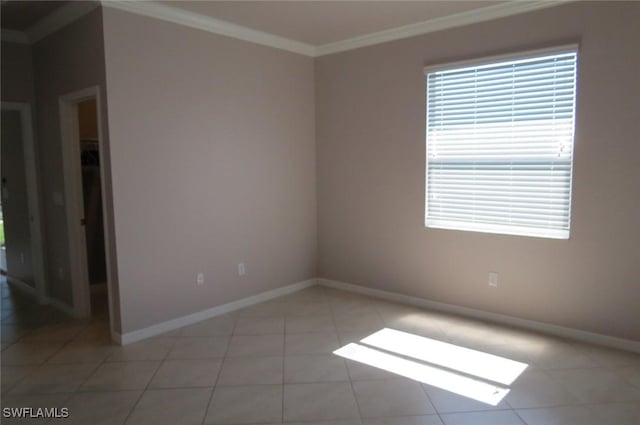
[425,46,578,239]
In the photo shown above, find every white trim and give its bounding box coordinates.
[92,88,118,335]
[111,329,123,345]
[116,276,640,351]
[118,279,316,345]
[27,1,99,43]
[5,278,77,317]
[319,279,640,354]
[101,1,570,58]
[1,102,47,304]
[423,43,579,74]
[1,30,29,44]
[43,297,76,317]
[58,86,116,339]
[101,1,316,57]
[5,0,571,55]
[4,277,75,317]
[4,278,75,317]
[315,1,572,56]
[5,276,37,297]
[427,220,570,241]
[3,1,570,54]
[59,89,92,319]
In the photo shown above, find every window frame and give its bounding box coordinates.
[424,44,579,239]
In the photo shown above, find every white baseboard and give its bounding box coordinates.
[5,276,37,297]
[116,278,317,345]
[44,297,76,317]
[5,275,76,317]
[319,278,640,354]
[111,329,123,345]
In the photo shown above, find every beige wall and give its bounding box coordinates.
[316,2,640,340]
[32,8,121,330]
[1,41,36,104]
[1,42,37,286]
[102,8,317,333]
[1,110,34,286]
[6,1,636,342]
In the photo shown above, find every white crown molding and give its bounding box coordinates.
[1,29,29,44]
[7,1,571,55]
[27,1,100,43]
[101,1,570,57]
[315,1,573,56]
[101,1,316,57]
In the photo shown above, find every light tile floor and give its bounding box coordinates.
[1,283,640,425]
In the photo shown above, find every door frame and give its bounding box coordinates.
[1,102,47,303]
[59,86,114,327]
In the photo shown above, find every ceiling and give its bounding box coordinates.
[162,1,500,45]
[0,0,554,54]
[1,0,503,46]
[1,0,68,31]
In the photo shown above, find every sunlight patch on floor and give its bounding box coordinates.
[334,327,529,405]
[361,328,528,385]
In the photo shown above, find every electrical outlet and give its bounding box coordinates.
[488,272,498,288]
[238,263,246,276]
[58,267,65,280]
[197,272,204,285]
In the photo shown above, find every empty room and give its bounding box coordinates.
[1,1,639,424]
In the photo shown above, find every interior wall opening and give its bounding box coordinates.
[1,109,35,288]
[76,97,109,319]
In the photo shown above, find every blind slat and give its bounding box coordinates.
[425,49,577,239]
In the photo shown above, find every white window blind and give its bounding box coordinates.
[425,47,578,239]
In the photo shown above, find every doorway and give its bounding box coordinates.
[59,87,113,328]
[77,98,109,318]
[0,103,46,303]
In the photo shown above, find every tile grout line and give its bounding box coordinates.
[4,322,98,395]
[282,307,288,424]
[512,407,533,425]
[3,287,640,424]
[117,327,177,425]
[199,313,237,425]
[327,291,365,424]
[376,302,452,425]
[417,378,447,424]
[6,319,114,425]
